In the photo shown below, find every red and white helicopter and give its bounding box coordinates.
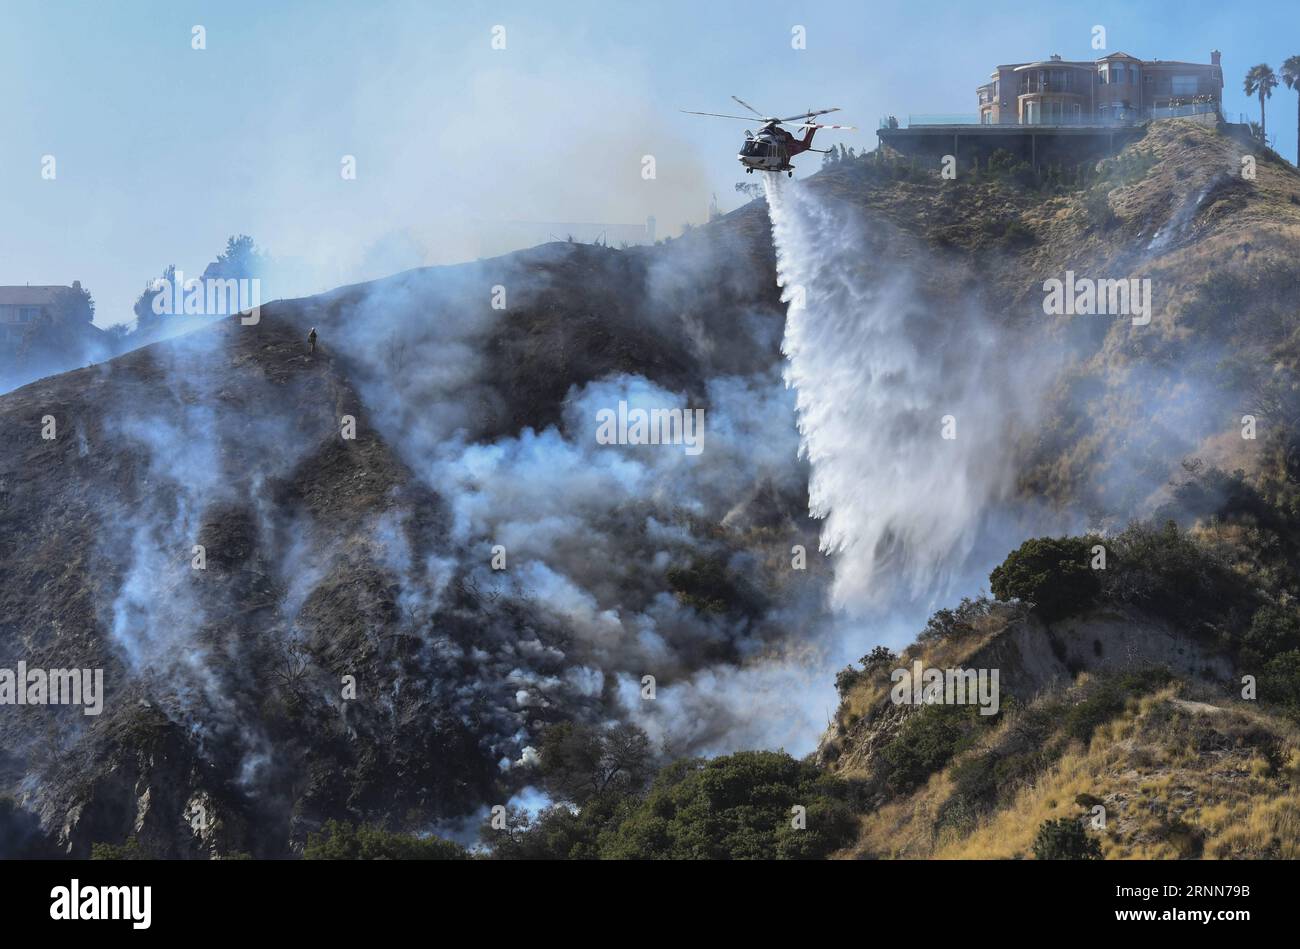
[682,96,855,176]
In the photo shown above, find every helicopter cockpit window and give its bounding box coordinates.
[741,140,770,157]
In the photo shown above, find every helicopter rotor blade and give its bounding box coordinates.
[681,110,763,122]
[791,122,857,130]
[778,107,841,123]
[730,96,768,119]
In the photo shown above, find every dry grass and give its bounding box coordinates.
[844,681,1300,860]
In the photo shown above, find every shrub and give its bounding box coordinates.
[835,665,864,696]
[1241,605,1300,669]
[861,645,899,671]
[990,536,1100,622]
[484,794,632,860]
[1259,650,1300,719]
[90,837,149,860]
[667,555,747,615]
[1100,521,1250,631]
[998,218,1037,247]
[303,820,466,860]
[985,148,1037,188]
[536,721,651,806]
[877,704,996,796]
[1032,817,1102,860]
[919,597,994,644]
[600,751,857,860]
[835,646,898,697]
[1060,668,1171,743]
[1082,186,1117,228]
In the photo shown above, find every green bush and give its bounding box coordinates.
[1032,817,1102,860]
[990,536,1100,621]
[1082,186,1117,229]
[877,704,996,796]
[90,837,149,860]
[1241,605,1300,670]
[536,721,651,806]
[600,751,856,860]
[1259,650,1300,719]
[1061,668,1171,743]
[303,819,466,860]
[483,794,632,860]
[919,597,993,644]
[985,148,1037,188]
[834,665,864,696]
[667,555,749,615]
[1100,521,1250,632]
[834,646,899,697]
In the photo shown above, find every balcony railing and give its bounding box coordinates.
[881,102,1224,129]
[1151,102,1221,119]
[1018,78,1088,96]
[884,114,983,127]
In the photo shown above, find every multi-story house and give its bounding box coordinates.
[977,51,1223,125]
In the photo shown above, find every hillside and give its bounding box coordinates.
[0,219,825,857]
[813,119,1300,860]
[2,117,1300,859]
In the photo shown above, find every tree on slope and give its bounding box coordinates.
[1245,63,1279,145]
[1281,55,1300,165]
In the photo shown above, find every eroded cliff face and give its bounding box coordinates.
[822,603,1235,779]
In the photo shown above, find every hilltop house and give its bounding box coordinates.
[0,282,112,390]
[0,283,85,344]
[977,50,1224,126]
[878,50,1232,169]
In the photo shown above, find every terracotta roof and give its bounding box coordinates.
[0,286,69,306]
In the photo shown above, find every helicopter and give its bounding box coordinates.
[682,96,855,176]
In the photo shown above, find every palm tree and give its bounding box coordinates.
[1282,56,1300,164]
[1244,63,1279,145]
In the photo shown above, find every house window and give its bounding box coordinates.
[1172,75,1198,95]
[18,307,39,323]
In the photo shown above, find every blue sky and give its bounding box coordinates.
[3,0,1297,327]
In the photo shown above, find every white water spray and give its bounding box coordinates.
[764,174,1030,614]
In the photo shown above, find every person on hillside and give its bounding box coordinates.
[308,326,317,355]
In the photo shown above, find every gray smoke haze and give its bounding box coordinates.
[34,147,1256,844]
[57,223,845,845]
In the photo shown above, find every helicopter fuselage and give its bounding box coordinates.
[738,123,813,173]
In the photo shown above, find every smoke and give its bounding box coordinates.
[59,165,1054,847]
[28,212,851,853]
[18,150,1260,857]
[36,159,1228,856]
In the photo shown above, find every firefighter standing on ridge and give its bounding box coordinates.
[308,326,317,355]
